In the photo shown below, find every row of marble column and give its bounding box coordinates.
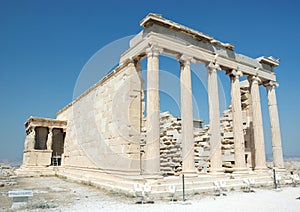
[24,126,61,151]
[143,46,284,175]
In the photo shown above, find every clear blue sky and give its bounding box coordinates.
[1,0,299,162]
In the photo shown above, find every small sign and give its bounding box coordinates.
[8,190,33,198]
[9,190,33,209]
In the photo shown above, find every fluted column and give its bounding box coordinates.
[144,45,162,175]
[46,127,53,150]
[207,62,223,173]
[179,55,197,174]
[266,81,284,169]
[230,70,247,171]
[249,76,267,170]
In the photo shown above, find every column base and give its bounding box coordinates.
[209,168,225,174]
[181,170,198,177]
[233,167,251,174]
[142,172,163,179]
[254,166,269,172]
[273,167,286,173]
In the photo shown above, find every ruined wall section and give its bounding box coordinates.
[159,112,182,175]
[220,83,252,169]
[154,112,209,175]
[241,85,253,167]
[156,82,252,175]
[56,61,142,174]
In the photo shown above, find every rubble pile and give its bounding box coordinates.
[0,164,17,187]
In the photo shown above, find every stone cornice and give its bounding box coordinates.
[140,13,234,50]
[24,117,67,130]
[257,56,280,67]
[120,32,277,81]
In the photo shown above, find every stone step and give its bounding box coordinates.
[57,167,141,194]
[50,167,286,197]
[16,166,55,177]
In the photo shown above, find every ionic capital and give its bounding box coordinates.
[206,61,221,74]
[177,54,195,66]
[264,80,279,88]
[229,69,243,79]
[146,44,163,57]
[248,75,261,85]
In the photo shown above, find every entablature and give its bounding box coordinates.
[25,117,67,132]
[121,14,279,82]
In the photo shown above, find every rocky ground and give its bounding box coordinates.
[283,160,300,175]
[0,161,300,211]
[0,176,131,211]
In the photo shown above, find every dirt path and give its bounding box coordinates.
[1,176,300,211]
[0,176,131,211]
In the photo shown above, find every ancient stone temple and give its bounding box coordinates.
[18,14,286,194]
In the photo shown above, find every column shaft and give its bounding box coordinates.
[47,127,53,150]
[249,76,267,170]
[144,46,161,175]
[180,56,196,174]
[267,83,284,169]
[207,62,223,172]
[230,71,247,170]
[245,87,256,168]
[24,127,36,151]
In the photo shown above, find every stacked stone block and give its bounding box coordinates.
[159,112,183,175]
[193,124,210,173]
[241,84,253,167]
[157,112,210,175]
[220,107,235,169]
[148,81,253,175]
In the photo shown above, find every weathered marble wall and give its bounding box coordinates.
[56,62,142,174]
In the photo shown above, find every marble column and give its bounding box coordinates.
[144,45,162,175]
[24,127,36,151]
[249,76,267,170]
[179,55,197,174]
[206,62,223,173]
[230,70,247,171]
[266,81,284,169]
[47,127,53,151]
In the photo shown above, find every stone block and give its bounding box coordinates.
[223,132,234,138]
[23,150,52,167]
[223,150,234,162]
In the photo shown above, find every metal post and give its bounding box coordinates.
[273,169,278,189]
[182,174,185,201]
[140,150,143,175]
